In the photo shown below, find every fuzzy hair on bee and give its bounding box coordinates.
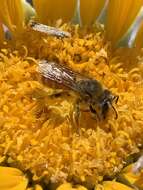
[38,60,119,122]
[28,20,71,38]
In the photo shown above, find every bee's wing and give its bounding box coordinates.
[29,21,71,38]
[38,60,77,90]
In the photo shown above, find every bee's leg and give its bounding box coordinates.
[50,89,67,97]
[89,105,100,121]
[72,98,82,135]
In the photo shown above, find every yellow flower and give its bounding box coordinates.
[0,1,143,190]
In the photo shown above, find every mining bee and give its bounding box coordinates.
[38,60,119,125]
[28,20,71,38]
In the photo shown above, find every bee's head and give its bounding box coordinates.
[99,89,119,119]
[77,79,119,120]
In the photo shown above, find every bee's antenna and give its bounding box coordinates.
[109,94,119,119]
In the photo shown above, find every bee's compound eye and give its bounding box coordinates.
[103,89,111,96]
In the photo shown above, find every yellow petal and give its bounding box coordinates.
[0,0,24,32]
[75,185,87,190]
[134,173,143,189]
[135,21,143,48]
[7,0,24,30]
[0,166,28,190]
[26,185,43,190]
[80,0,105,25]
[34,184,43,190]
[121,164,140,184]
[56,183,87,190]
[121,163,143,189]
[56,183,73,190]
[106,0,143,45]
[96,181,134,190]
[0,21,4,42]
[33,0,76,24]
[0,1,13,31]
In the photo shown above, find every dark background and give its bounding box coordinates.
[26,0,33,5]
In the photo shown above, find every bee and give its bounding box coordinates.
[38,60,119,123]
[28,20,71,38]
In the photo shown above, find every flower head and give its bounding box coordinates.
[0,1,143,190]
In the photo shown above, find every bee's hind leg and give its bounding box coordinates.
[72,99,81,135]
[89,105,100,121]
[72,99,90,135]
